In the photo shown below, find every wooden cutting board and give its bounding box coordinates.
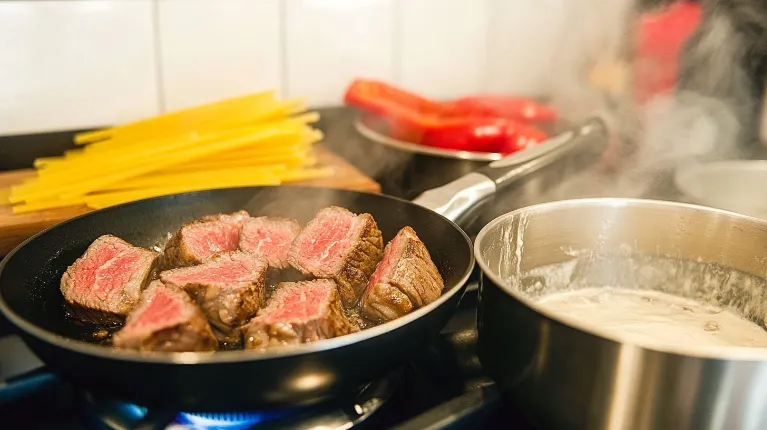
[0,144,379,256]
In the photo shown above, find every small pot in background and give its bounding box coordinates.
[674,160,767,219]
[354,112,571,200]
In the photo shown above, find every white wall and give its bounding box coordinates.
[0,0,569,136]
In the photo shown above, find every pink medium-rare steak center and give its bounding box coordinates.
[72,243,144,302]
[159,252,267,343]
[112,281,218,352]
[163,210,251,267]
[294,211,356,273]
[184,222,241,260]
[239,217,300,269]
[123,286,182,332]
[258,284,330,323]
[163,258,258,286]
[360,226,444,322]
[288,206,384,309]
[367,231,403,287]
[242,279,356,350]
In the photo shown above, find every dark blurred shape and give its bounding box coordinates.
[0,129,85,171]
[678,0,767,152]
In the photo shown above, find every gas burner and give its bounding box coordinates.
[82,369,401,430]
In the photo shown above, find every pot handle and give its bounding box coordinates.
[412,118,608,222]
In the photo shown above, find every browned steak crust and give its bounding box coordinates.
[361,226,444,322]
[60,235,159,324]
[112,282,218,352]
[287,207,383,308]
[243,280,356,350]
[160,252,267,343]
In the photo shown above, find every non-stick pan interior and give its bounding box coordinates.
[0,186,473,350]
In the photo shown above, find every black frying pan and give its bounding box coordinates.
[0,119,605,411]
[0,186,473,411]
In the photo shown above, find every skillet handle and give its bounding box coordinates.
[412,118,608,222]
[476,117,607,185]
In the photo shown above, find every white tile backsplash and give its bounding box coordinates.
[0,1,159,136]
[0,0,572,135]
[398,0,491,99]
[284,0,395,107]
[157,0,282,111]
[484,0,569,96]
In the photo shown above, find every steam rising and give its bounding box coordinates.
[548,0,766,199]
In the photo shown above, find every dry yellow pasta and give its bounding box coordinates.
[0,188,11,206]
[15,119,313,194]
[165,154,312,174]
[278,167,335,182]
[101,166,288,192]
[84,177,283,209]
[33,112,318,182]
[27,129,298,202]
[9,91,332,214]
[78,99,309,158]
[74,91,280,145]
[12,197,87,214]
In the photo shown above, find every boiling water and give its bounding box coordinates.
[537,287,767,349]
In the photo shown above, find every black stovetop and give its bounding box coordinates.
[0,107,615,429]
[0,287,539,430]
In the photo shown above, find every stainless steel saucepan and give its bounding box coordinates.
[475,198,767,430]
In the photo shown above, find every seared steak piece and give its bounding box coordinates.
[112,281,217,352]
[360,227,444,322]
[243,279,356,350]
[60,235,159,324]
[160,251,267,343]
[288,207,383,308]
[163,210,249,267]
[239,216,300,269]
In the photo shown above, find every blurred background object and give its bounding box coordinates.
[3,1,767,428]
[2,0,766,157]
[675,160,767,218]
[2,0,767,224]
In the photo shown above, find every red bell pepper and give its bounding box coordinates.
[453,96,558,123]
[420,118,547,153]
[343,79,460,120]
[344,79,553,154]
[634,1,702,104]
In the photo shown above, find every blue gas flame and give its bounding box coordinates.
[174,409,294,430]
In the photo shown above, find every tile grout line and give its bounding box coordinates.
[151,0,166,113]
[482,0,496,93]
[391,0,402,84]
[279,0,289,99]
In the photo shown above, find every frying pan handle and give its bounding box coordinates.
[476,117,607,185]
[412,118,608,222]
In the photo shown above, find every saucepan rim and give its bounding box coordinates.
[474,197,767,360]
[0,186,475,364]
